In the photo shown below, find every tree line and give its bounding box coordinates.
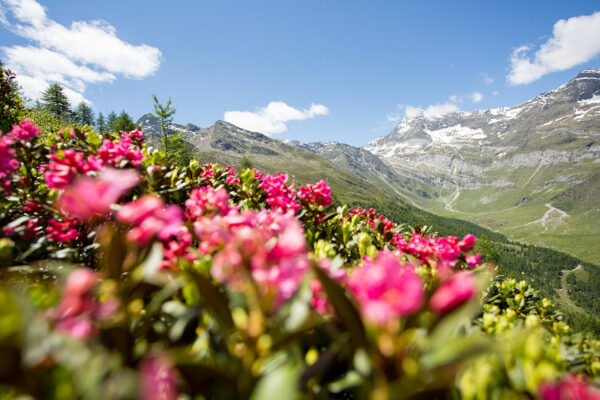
[37,82,137,133]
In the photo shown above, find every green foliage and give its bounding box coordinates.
[164,132,196,167]
[39,82,71,119]
[474,234,500,265]
[0,62,23,132]
[19,107,71,135]
[150,94,176,154]
[110,110,136,132]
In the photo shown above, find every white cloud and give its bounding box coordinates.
[493,90,499,96]
[507,11,600,85]
[470,92,483,103]
[224,101,329,135]
[480,73,494,85]
[404,102,459,119]
[449,94,459,103]
[1,0,161,103]
[386,105,404,122]
[386,112,401,122]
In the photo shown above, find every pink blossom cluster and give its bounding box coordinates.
[394,233,482,272]
[539,375,600,400]
[298,180,332,208]
[44,150,103,189]
[348,207,395,233]
[252,167,264,181]
[47,217,81,242]
[54,268,117,339]
[200,163,216,181]
[224,165,240,185]
[185,185,236,219]
[259,172,300,213]
[118,194,193,269]
[0,133,18,191]
[57,168,139,221]
[186,186,309,308]
[97,132,144,168]
[117,195,184,246]
[9,119,41,141]
[208,210,309,308]
[121,129,144,142]
[348,251,424,325]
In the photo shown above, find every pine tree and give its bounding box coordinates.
[40,82,71,119]
[112,110,136,132]
[73,102,94,126]
[150,95,176,153]
[106,111,117,132]
[96,112,106,134]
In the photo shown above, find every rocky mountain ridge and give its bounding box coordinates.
[362,68,600,262]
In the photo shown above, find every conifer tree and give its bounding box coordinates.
[106,111,117,132]
[40,82,71,119]
[96,112,106,134]
[112,110,136,132]
[150,95,176,153]
[73,101,94,126]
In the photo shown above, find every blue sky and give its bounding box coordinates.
[1,1,600,146]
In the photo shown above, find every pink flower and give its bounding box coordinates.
[465,253,482,268]
[97,133,144,168]
[118,196,163,226]
[348,251,424,325]
[9,119,41,141]
[23,200,42,213]
[539,375,600,400]
[208,210,309,309]
[47,218,80,242]
[44,150,102,189]
[55,268,99,339]
[185,185,235,219]
[200,163,216,181]
[430,273,476,313]
[458,234,477,252]
[57,168,139,220]
[298,180,332,208]
[121,129,144,142]
[140,355,179,400]
[0,133,18,173]
[117,196,184,246]
[259,172,300,213]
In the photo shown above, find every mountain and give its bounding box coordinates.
[136,115,390,205]
[363,68,600,263]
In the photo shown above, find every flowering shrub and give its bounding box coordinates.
[0,118,598,399]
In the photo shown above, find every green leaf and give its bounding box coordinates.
[312,262,368,349]
[250,363,302,400]
[185,268,234,333]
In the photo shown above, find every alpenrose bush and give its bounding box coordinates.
[0,119,599,399]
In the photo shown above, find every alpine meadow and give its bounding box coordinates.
[1,1,600,399]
